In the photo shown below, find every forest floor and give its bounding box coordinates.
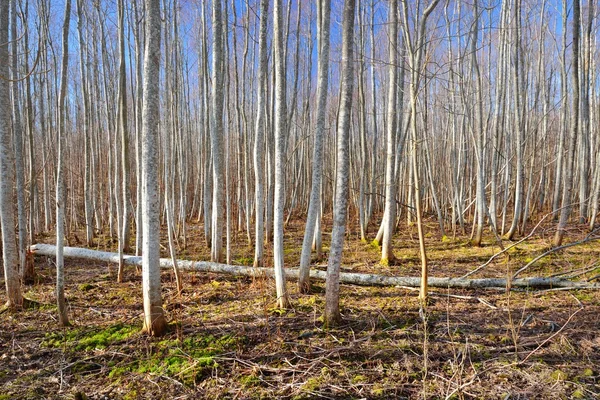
[1,218,600,399]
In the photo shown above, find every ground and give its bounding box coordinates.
[1,218,600,399]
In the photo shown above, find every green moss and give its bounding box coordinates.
[549,369,567,382]
[0,394,12,400]
[268,307,287,316]
[302,377,322,392]
[441,235,451,243]
[239,373,262,387]
[235,256,253,265]
[109,334,243,386]
[351,374,368,384]
[370,239,380,249]
[78,283,96,292]
[571,389,586,399]
[582,368,594,377]
[43,324,137,351]
[122,389,138,400]
[371,384,385,397]
[380,258,389,267]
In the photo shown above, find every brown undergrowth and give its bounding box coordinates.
[1,218,599,399]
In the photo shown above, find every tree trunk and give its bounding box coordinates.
[253,0,269,268]
[298,0,331,292]
[554,0,580,247]
[324,0,355,327]
[0,0,22,309]
[210,0,225,263]
[55,0,72,326]
[141,0,167,337]
[273,0,291,309]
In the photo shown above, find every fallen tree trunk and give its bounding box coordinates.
[30,244,600,290]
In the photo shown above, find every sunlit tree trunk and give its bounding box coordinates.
[554,0,580,247]
[56,0,72,326]
[298,0,331,292]
[325,0,355,327]
[9,0,26,281]
[380,0,398,264]
[210,0,225,263]
[141,0,167,337]
[0,0,22,309]
[273,0,290,308]
[253,0,269,268]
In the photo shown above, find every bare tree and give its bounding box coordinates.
[210,0,225,263]
[273,0,290,308]
[380,0,398,264]
[325,0,355,327]
[253,0,269,268]
[0,0,22,310]
[298,0,331,292]
[554,0,580,247]
[56,0,72,326]
[141,0,167,336]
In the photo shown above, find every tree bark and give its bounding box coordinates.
[141,0,167,336]
[553,0,580,247]
[253,0,269,268]
[56,0,72,326]
[273,0,291,308]
[0,0,22,309]
[298,0,331,292]
[324,0,355,327]
[30,244,600,291]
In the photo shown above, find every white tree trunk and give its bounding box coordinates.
[0,0,22,309]
[325,0,355,326]
[380,0,398,264]
[273,0,290,308]
[253,0,269,268]
[210,0,225,263]
[32,244,599,291]
[141,0,167,336]
[56,0,72,326]
[298,0,331,292]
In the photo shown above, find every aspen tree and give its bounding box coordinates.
[0,0,22,310]
[56,0,72,326]
[298,0,331,292]
[141,0,167,336]
[325,0,355,327]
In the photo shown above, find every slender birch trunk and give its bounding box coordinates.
[273,0,290,308]
[0,0,22,309]
[298,0,331,292]
[554,0,580,246]
[141,0,167,336]
[56,0,72,326]
[325,0,355,327]
[253,0,269,268]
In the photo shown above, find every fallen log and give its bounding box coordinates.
[30,244,600,290]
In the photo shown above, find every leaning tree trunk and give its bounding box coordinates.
[298,0,331,292]
[141,0,167,337]
[325,0,355,327]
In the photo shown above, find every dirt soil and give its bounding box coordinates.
[1,219,600,399]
